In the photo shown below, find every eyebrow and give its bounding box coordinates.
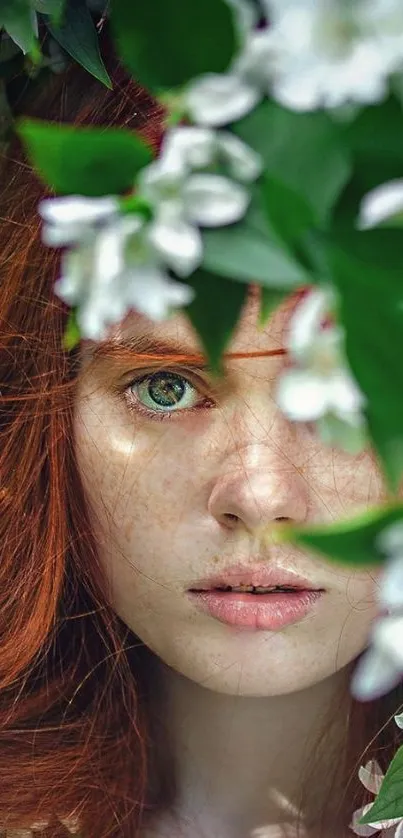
[90,334,287,368]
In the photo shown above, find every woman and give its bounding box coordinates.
[1,27,402,838]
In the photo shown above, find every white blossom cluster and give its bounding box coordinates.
[39,0,403,344]
[351,521,403,704]
[275,285,368,454]
[185,0,403,126]
[40,126,262,339]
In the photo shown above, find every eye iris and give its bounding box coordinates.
[147,372,186,407]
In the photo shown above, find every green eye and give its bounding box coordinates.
[133,371,200,412]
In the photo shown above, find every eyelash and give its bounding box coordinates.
[121,369,215,422]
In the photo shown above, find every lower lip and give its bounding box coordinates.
[187,590,324,630]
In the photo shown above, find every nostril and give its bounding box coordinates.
[221,513,239,526]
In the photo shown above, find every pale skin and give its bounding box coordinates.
[74,287,386,838]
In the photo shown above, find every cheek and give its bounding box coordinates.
[319,566,381,665]
[73,394,209,560]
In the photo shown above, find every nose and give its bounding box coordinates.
[207,443,309,534]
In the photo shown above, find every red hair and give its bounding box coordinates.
[0,24,402,838]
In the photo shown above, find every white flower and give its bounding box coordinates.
[161,126,263,183]
[350,520,403,702]
[376,521,403,611]
[185,72,261,127]
[350,758,403,836]
[255,0,403,111]
[137,151,252,275]
[185,0,403,123]
[350,632,403,702]
[183,173,250,226]
[50,208,194,340]
[146,204,203,278]
[38,195,120,246]
[358,180,403,230]
[275,286,367,451]
[364,0,403,70]
[183,0,261,127]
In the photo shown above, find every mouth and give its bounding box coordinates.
[189,584,310,594]
[188,564,324,595]
[187,583,324,631]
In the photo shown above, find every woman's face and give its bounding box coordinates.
[74,289,384,697]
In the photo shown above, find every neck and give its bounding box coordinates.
[148,659,353,838]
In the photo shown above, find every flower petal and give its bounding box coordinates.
[378,553,403,611]
[78,304,110,341]
[233,28,278,87]
[394,819,403,837]
[358,180,403,229]
[350,803,382,836]
[99,215,145,283]
[137,159,185,206]
[41,221,90,248]
[38,195,119,226]
[373,614,403,667]
[350,642,403,701]
[183,173,249,226]
[185,72,261,127]
[147,213,203,277]
[358,760,385,795]
[53,247,90,304]
[92,220,129,286]
[395,711,403,730]
[376,521,403,558]
[276,369,329,421]
[287,287,334,362]
[124,267,194,321]
[328,368,367,418]
[162,126,216,170]
[215,131,263,182]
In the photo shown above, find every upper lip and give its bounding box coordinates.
[189,563,324,592]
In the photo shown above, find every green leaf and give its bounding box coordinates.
[0,0,37,55]
[359,743,403,824]
[110,0,238,92]
[259,288,287,326]
[62,308,81,351]
[323,230,403,491]
[43,0,112,88]
[233,101,352,226]
[333,96,403,226]
[285,503,403,568]
[0,30,23,61]
[17,118,152,195]
[185,270,248,374]
[202,187,312,290]
[342,96,403,185]
[261,175,315,251]
[34,0,65,15]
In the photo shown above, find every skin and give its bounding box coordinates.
[74,287,385,838]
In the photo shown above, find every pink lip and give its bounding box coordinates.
[189,563,323,592]
[187,589,324,631]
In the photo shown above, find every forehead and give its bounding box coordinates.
[89,285,304,360]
